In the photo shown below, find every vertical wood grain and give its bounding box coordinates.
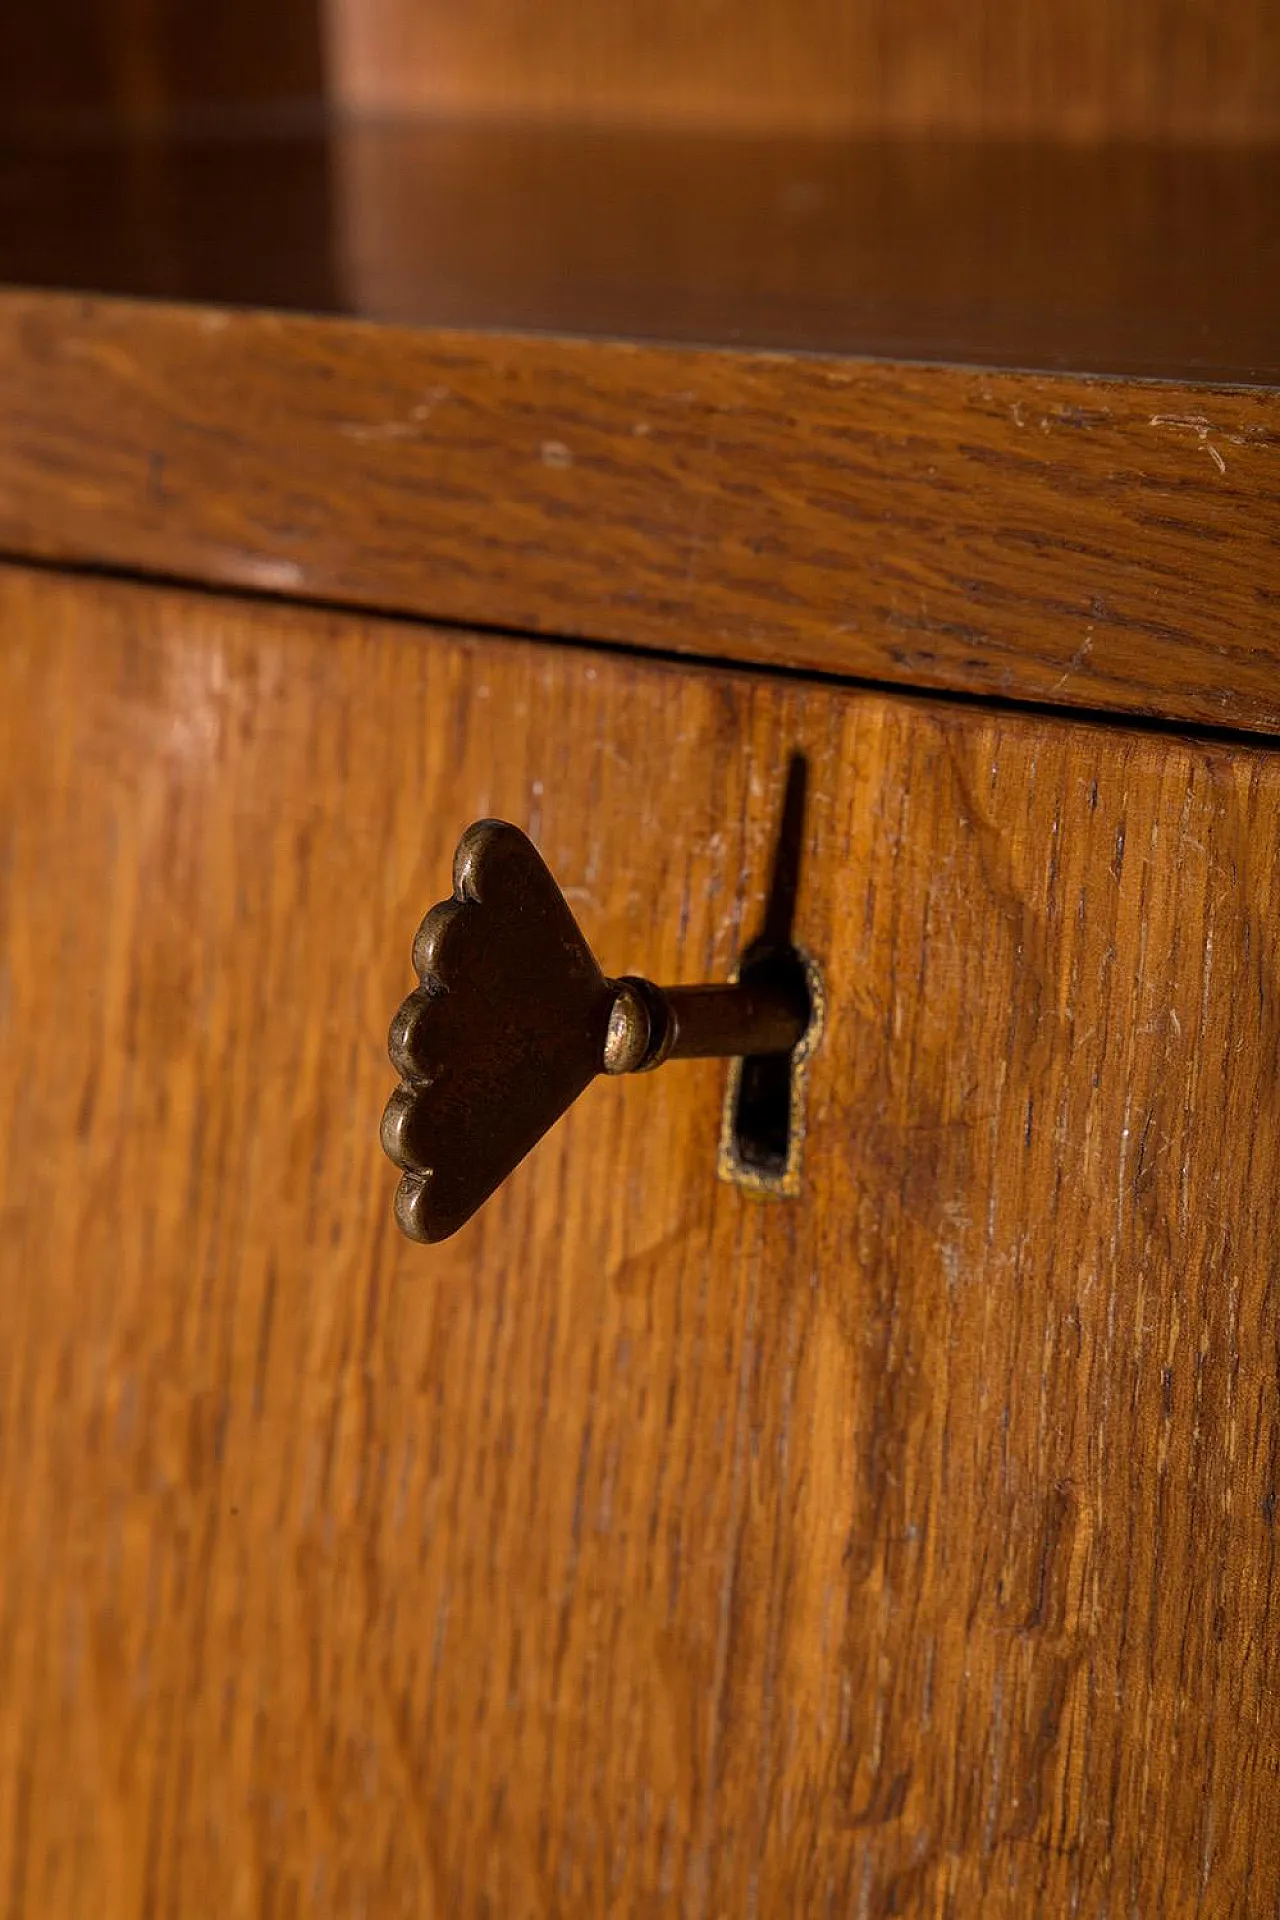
[327,0,1280,141]
[0,564,1276,1913]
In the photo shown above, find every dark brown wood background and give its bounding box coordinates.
[1,561,1276,1914]
[0,0,325,130]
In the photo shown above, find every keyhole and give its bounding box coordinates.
[728,942,813,1177]
[717,751,822,1198]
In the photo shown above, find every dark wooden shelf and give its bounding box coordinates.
[1,116,1278,734]
[2,117,1279,383]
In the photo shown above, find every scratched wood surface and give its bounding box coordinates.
[2,293,1279,734]
[0,561,1277,1915]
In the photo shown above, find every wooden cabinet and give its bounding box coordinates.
[2,564,1277,1912]
[2,0,1279,1900]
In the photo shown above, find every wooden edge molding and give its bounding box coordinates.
[1,289,1277,730]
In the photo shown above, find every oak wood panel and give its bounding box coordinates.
[1,562,1277,1914]
[1,291,1278,731]
[328,0,1280,142]
[4,127,1278,385]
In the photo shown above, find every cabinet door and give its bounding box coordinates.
[0,563,1276,1916]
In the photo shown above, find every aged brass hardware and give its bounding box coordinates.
[380,820,811,1243]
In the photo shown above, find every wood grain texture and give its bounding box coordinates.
[4,0,1274,142]
[327,0,1280,142]
[1,291,1278,731]
[0,561,1277,1914]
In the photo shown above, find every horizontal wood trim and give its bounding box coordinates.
[1,291,1278,730]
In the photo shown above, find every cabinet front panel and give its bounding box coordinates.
[0,564,1275,1915]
